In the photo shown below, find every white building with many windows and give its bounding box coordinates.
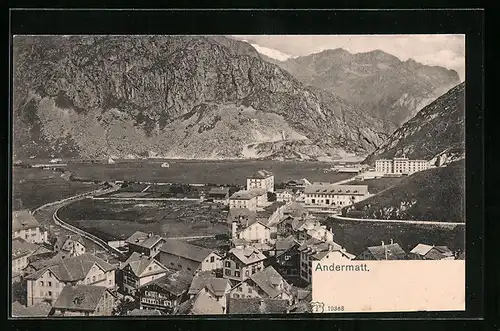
[12,210,48,244]
[303,184,369,209]
[247,170,274,193]
[375,156,430,175]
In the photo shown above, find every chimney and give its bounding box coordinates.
[148,232,153,238]
[381,241,385,247]
[390,239,394,245]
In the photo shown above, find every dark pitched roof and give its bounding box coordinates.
[275,235,299,257]
[424,246,454,260]
[174,290,224,315]
[227,298,289,314]
[139,270,194,296]
[188,275,231,296]
[52,285,110,311]
[12,210,40,231]
[249,266,291,298]
[125,231,164,249]
[12,301,52,317]
[55,234,85,249]
[121,252,167,277]
[248,170,274,179]
[304,184,368,195]
[227,208,256,225]
[229,247,267,266]
[25,253,116,281]
[282,202,308,217]
[361,243,406,260]
[230,190,259,200]
[159,239,215,263]
[27,251,68,271]
[12,238,50,260]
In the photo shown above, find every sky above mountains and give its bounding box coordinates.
[232,35,465,82]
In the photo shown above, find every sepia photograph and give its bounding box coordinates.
[11,33,466,317]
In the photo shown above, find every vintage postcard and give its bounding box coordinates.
[11,34,465,317]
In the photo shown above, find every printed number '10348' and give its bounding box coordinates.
[327,306,344,312]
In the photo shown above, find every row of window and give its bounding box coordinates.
[167,261,193,271]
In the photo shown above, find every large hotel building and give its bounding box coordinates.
[375,156,430,175]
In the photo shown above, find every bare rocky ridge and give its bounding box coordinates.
[363,82,465,165]
[267,48,461,128]
[13,35,388,160]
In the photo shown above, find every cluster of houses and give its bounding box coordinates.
[11,169,464,317]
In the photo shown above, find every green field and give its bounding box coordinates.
[57,198,229,241]
[322,217,465,256]
[12,168,102,211]
[342,161,465,222]
[67,160,354,185]
[344,177,404,194]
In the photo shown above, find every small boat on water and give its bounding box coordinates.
[161,162,170,168]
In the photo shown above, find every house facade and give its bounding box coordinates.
[375,157,430,174]
[188,275,231,312]
[298,239,354,283]
[50,285,116,316]
[276,189,294,202]
[246,170,274,193]
[274,236,301,280]
[54,234,86,257]
[223,247,267,282]
[229,266,293,302]
[119,252,169,295]
[157,239,222,275]
[229,191,258,211]
[25,254,116,306]
[303,184,369,209]
[231,220,271,244]
[12,210,48,244]
[207,187,231,204]
[12,238,51,279]
[136,271,193,314]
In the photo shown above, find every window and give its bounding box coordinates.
[92,276,96,282]
[210,256,215,263]
[149,266,152,271]
[48,291,52,297]
[225,261,231,268]
[225,269,231,276]
[40,281,44,287]
[238,287,243,292]
[97,307,100,313]
[48,281,52,287]
[245,270,249,276]
[187,267,192,271]
[109,280,112,285]
[234,294,240,298]
[311,199,315,204]
[178,264,182,268]
[235,271,240,277]
[248,287,252,293]
[170,262,175,266]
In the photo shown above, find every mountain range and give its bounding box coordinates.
[266,48,461,129]
[12,35,390,161]
[363,82,465,165]
[13,36,461,162]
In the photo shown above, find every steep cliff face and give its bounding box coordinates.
[271,49,461,128]
[363,82,465,165]
[13,35,388,160]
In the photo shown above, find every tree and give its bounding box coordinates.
[267,192,277,202]
[112,296,137,316]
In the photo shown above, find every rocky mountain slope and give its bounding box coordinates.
[363,82,465,165]
[269,48,461,128]
[13,36,389,160]
[342,159,465,223]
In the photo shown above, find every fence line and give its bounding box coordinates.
[91,196,202,202]
[329,214,465,226]
[53,206,125,260]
